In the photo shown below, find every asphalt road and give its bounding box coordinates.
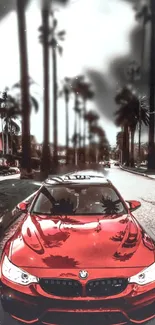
[0,166,155,325]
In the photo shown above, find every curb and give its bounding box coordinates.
[120,166,155,180]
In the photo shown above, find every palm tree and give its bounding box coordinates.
[2,87,39,155]
[136,1,155,170]
[135,4,151,69]
[0,91,20,155]
[48,11,66,167]
[72,76,94,162]
[79,82,94,158]
[84,110,99,161]
[115,87,132,166]
[73,96,81,165]
[115,92,149,166]
[3,117,20,154]
[38,7,51,175]
[148,0,155,170]
[0,91,8,154]
[90,125,109,162]
[77,107,82,148]
[59,77,72,164]
[12,78,39,114]
[16,0,32,178]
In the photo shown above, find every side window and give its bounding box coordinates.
[33,193,52,214]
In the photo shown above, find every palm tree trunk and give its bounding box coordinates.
[123,125,129,165]
[40,8,51,175]
[10,120,14,155]
[141,20,146,69]
[130,129,135,167]
[10,125,13,155]
[89,122,91,163]
[65,94,69,164]
[6,131,9,155]
[79,111,81,148]
[138,119,141,163]
[78,111,81,163]
[52,46,58,167]
[16,0,32,177]
[1,118,4,155]
[74,95,78,165]
[83,99,87,162]
[148,0,155,170]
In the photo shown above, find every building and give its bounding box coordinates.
[0,133,38,156]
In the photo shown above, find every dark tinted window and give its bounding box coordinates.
[31,185,126,216]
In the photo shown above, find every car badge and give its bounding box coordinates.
[79,270,88,279]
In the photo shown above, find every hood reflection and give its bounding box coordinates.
[10,213,155,269]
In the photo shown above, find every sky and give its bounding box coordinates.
[0,0,138,146]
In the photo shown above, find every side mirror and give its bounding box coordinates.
[16,201,30,213]
[126,200,141,212]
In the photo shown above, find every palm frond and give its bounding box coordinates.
[57,30,66,37]
[38,35,43,43]
[10,119,20,133]
[53,18,58,29]
[58,46,63,55]
[38,25,43,32]
[12,77,37,88]
[30,96,39,113]
[57,30,66,41]
[50,38,57,47]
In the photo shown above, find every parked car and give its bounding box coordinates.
[8,167,20,174]
[114,161,120,166]
[0,170,154,325]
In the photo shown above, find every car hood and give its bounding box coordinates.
[9,213,154,269]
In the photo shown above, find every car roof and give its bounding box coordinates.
[44,170,110,186]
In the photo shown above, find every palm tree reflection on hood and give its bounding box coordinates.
[110,231,126,242]
[113,252,134,261]
[32,216,71,249]
[110,228,140,262]
[42,255,79,268]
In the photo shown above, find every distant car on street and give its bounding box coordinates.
[0,170,154,325]
[114,161,120,166]
[104,161,111,168]
[8,167,20,174]
[0,166,20,176]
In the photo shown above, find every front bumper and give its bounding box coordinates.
[1,282,155,325]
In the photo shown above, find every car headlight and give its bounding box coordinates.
[2,255,39,286]
[129,263,155,285]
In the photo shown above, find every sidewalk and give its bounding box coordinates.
[120,165,155,180]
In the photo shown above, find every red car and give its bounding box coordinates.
[0,170,155,325]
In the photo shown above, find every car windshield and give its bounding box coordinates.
[31,184,127,216]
